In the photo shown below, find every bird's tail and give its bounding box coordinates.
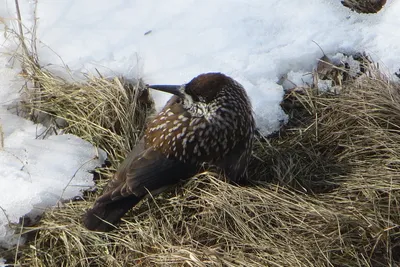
[83,195,140,232]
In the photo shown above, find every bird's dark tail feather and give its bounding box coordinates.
[83,195,140,232]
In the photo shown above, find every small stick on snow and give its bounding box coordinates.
[0,124,3,150]
[14,0,30,70]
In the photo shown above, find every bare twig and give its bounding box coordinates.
[14,0,30,65]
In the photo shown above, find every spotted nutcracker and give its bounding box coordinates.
[83,72,255,232]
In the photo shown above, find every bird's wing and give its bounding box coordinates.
[84,142,198,231]
[96,146,198,205]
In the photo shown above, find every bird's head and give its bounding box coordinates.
[146,72,255,165]
[150,72,247,110]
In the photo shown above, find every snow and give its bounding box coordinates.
[22,0,399,134]
[0,2,107,254]
[0,56,107,249]
[0,0,399,260]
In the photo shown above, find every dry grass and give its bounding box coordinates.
[341,0,387,14]
[1,17,400,266]
[19,57,154,164]
[1,57,396,267]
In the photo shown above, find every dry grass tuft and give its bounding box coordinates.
[13,175,369,266]
[248,60,400,265]
[341,0,387,14]
[18,58,154,164]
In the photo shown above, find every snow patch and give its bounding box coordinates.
[0,109,106,247]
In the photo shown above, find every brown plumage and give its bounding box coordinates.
[83,72,255,232]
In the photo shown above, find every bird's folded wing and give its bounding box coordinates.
[97,148,198,204]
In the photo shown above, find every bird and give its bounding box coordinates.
[83,72,255,232]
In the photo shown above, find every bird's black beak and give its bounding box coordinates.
[148,84,184,97]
